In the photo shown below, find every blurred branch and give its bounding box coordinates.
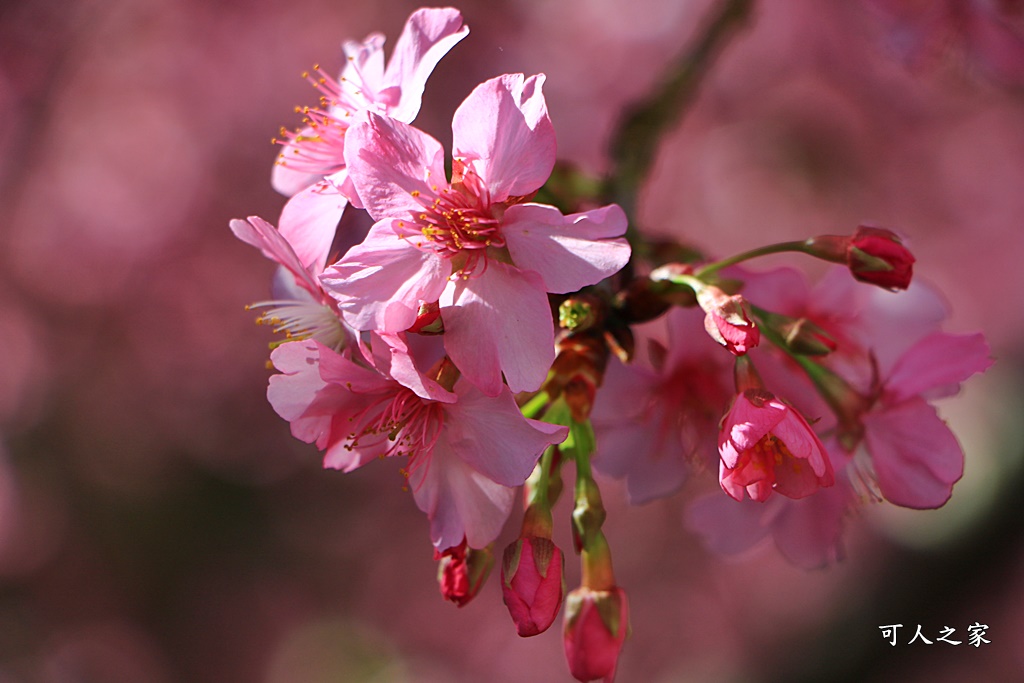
[602,0,755,233]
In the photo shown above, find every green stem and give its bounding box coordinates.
[694,240,810,278]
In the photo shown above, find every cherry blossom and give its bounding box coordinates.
[320,73,630,396]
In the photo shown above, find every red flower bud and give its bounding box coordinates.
[436,540,494,607]
[847,226,915,290]
[502,537,565,637]
[563,586,629,682]
[697,287,760,356]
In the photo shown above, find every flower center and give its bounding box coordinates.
[248,298,350,352]
[346,388,444,483]
[395,161,506,276]
[272,64,381,177]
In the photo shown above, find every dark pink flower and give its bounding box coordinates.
[321,74,630,396]
[697,286,760,355]
[719,389,834,502]
[502,536,565,637]
[563,586,629,683]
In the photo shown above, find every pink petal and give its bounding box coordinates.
[230,216,321,297]
[884,332,992,404]
[718,393,788,466]
[382,8,470,121]
[771,483,849,569]
[440,262,555,396]
[410,430,517,549]
[271,125,328,197]
[864,398,965,509]
[277,177,349,274]
[685,493,774,556]
[370,332,456,403]
[344,114,448,221]
[444,381,566,487]
[452,74,555,202]
[502,203,630,293]
[320,221,449,333]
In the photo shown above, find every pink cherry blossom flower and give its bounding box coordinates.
[230,215,353,351]
[719,388,835,503]
[591,307,732,504]
[320,73,630,396]
[266,339,567,549]
[271,8,469,271]
[857,331,992,509]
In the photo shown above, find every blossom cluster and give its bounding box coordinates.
[233,7,991,681]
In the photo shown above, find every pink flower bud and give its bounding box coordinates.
[697,287,760,356]
[847,226,915,290]
[563,586,629,682]
[407,300,444,334]
[436,540,494,607]
[502,536,565,637]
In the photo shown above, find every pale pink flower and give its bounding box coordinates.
[321,73,630,396]
[230,215,353,351]
[266,339,567,548]
[591,307,732,504]
[719,389,835,503]
[858,331,992,508]
[271,8,469,271]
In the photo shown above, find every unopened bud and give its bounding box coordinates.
[408,301,444,334]
[563,586,629,683]
[805,226,914,290]
[697,286,760,356]
[502,537,565,637]
[436,540,494,607]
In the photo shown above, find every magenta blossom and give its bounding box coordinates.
[697,285,760,355]
[321,73,630,396]
[267,339,567,548]
[271,8,469,272]
[719,389,835,502]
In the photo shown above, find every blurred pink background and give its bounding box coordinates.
[2,0,1023,681]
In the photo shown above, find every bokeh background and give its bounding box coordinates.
[2,0,1023,681]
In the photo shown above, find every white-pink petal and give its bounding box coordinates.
[230,216,321,297]
[502,203,630,294]
[452,73,555,202]
[320,221,449,333]
[382,8,469,121]
[277,178,349,274]
[440,262,555,396]
[344,114,448,221]
[410,430,517,549]
[444,381,566,487]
